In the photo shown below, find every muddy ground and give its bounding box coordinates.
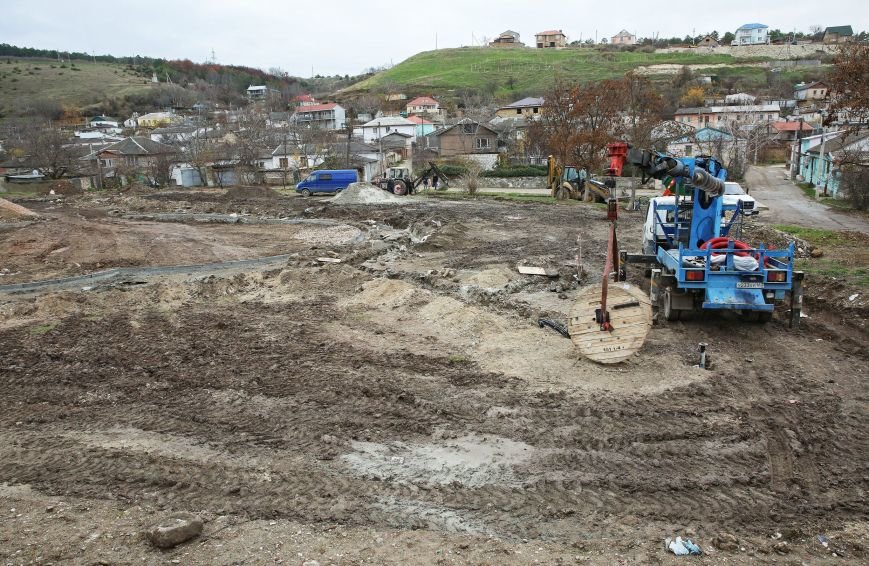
[0,188,866,564]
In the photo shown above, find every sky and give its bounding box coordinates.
[2,0,866,77]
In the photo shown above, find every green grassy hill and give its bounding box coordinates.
[0,57,154,119]
[344,47,804,98]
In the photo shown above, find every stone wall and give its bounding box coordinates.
[657,44,835,60]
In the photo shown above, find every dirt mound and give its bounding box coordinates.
[222,186,281,200]
[330,182,408,205]
[0,197,40,219]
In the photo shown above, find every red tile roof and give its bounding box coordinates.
[406,115,434,124]
[537,30,565,36]
[772,122,814,132]
[296,103,339,113]
[407,96,439,107]
[293,94,316,102]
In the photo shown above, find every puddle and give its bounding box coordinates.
[342,434,537,487]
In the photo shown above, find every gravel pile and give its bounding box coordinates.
[330,182,408,205]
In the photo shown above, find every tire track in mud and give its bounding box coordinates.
[1,207,868,546]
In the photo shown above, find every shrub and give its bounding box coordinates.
[840,165,869,210]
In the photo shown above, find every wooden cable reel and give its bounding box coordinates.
[569,214,653,364]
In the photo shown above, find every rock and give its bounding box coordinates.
[810,248,824,258]
[146,513,204,549]
[712,533,739,551]
[773,541,790,555]
[302,561,320,566]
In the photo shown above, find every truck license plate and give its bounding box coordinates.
[736,282,763,289]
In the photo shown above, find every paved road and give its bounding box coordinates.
[745,164,869,233]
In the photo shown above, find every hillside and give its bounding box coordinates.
[344,46,825,99]
[0,58,153,119]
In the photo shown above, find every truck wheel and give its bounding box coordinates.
[555,186,570,200]
[393,180,407,196]
[661,287,680,321]
[300,189,311,197]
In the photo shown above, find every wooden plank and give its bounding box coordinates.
[517,265,558,276]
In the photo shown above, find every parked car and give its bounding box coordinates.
[723,182,758,215]
[295,169,358,196]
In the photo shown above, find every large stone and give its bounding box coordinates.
[146,513,204,549]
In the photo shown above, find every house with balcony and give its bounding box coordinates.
[406,96,441,117]
[490,30,524,48]
[291,103,346,130]
[535,30,566,48]
[732,23,769,46]
[674,104,781,128]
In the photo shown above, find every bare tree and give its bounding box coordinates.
[827,42,869,129]
[12,122,77,178]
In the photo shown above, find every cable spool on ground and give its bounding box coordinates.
[568,282,653,364]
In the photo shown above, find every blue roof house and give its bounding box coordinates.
[733,23,769,46]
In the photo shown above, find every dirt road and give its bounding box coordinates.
[0,189,866,564]
[745,164,869,233]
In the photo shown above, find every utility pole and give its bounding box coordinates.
[817,126,828,197]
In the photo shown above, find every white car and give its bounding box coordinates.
[723,182,758,216]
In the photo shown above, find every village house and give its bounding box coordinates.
[407,115,437,137]
[405,96,441,117]
[80,136,177,186]
[794,81,829,102]
[822,26,853,44]
[795,130,869,197]
[360,116,416,144]
[292,94,318,107]
[426,119,500,167]
[292,103,347,130]
[496,97,544,118]
[611,30,636,45]
[535,30,566,49]
[246,85,281,100]
[674,104,781,128]
[489,30,524,48]
[732,23,769,46]
[135,112,179,129]
[771,121,816,142]
[698,36,720,47]
[666,127,745,161]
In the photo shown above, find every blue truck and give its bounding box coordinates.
[623,150,803,325]
[295,169,358,196]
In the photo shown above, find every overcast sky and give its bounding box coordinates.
[2,0,866,77]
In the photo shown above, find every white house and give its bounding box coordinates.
[360,116,417,144]
[732,23,769,46]
[269,144,325,171]
[611,29,637,45]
